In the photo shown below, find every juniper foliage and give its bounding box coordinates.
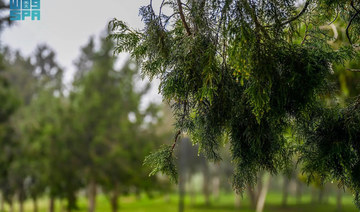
[109,0,360,206]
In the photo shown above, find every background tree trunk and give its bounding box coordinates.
[49,196,55,212]
[88,179,97,212]
[282,177,290,207]
[135,188,141,200]
[19,200,24,212]
[212,176,220,201]
[296,180,302,204]
[234,192,241,209]
[33,197,38,212]
[247,185,258,210]
[67,192,78,212]
[189,185,196,206]
[318,188,325,203]
[164,193,170,203]
[311,187,317,204]
[256,175,271,212]
[178,138,187,212]
[60,199,65,212]
[18,191,25,212]
[178,170,185,212]
[202,163,211,206]
[9,202,13,212]
[110,185,119,212]
[0,194,4,212]
[337,188,343,212]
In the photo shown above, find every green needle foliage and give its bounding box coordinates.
[109,0,360,207]
[144,145,178,182]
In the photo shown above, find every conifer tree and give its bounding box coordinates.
[72,34,165,212]
[3,45,65,212]
[109,0,360,207]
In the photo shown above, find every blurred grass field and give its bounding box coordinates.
[3,191,358,212]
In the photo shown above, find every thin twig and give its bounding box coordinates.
[215,2,227,46]
[301,23,309,45]
[328,8,339,25]
[171,99,188,152]
[163,12,179,27]
[171,130,182,151]
[149,0,154,18]
[159,0,166,17]
[159,0,166,27]
[181,3,191,11]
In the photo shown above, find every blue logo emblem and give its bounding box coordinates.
[10,0,40,21]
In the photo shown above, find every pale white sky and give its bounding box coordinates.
[1,0,164,105]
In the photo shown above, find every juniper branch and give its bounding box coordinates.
[176,0,192,35]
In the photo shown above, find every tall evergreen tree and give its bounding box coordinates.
[0,2,21,208]
[72,35,165,212]
[1,46,66,212]
[0,0,17,139]
[0,70,17,211]
[1,50,38,212]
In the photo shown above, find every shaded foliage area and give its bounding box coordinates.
[298,99,360,208]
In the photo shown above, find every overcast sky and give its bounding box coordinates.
[1,0,163,104]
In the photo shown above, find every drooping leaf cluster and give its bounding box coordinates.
[109,0,360,205]
[144,145,178,182]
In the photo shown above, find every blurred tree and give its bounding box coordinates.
[73,37,96,82]
[72,35,165,212]
[0,71,17,212]
[0,2,17,192]
[4,50,37,104]
[28,46,80,212]
[175,138,200,211]
[2,45,66,212]
[40,92,82,212]
[0,3,18,207]
[0,0,12,31]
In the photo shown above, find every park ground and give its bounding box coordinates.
[4,192,358,212]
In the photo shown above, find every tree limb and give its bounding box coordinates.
[351,0,359,12]
[346,1,360,45]
[159,0,166,17]
[164,12,179,27]
[266,0,311,27]
[177,0,192,36]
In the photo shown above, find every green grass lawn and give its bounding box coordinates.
[4,192,358,212]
